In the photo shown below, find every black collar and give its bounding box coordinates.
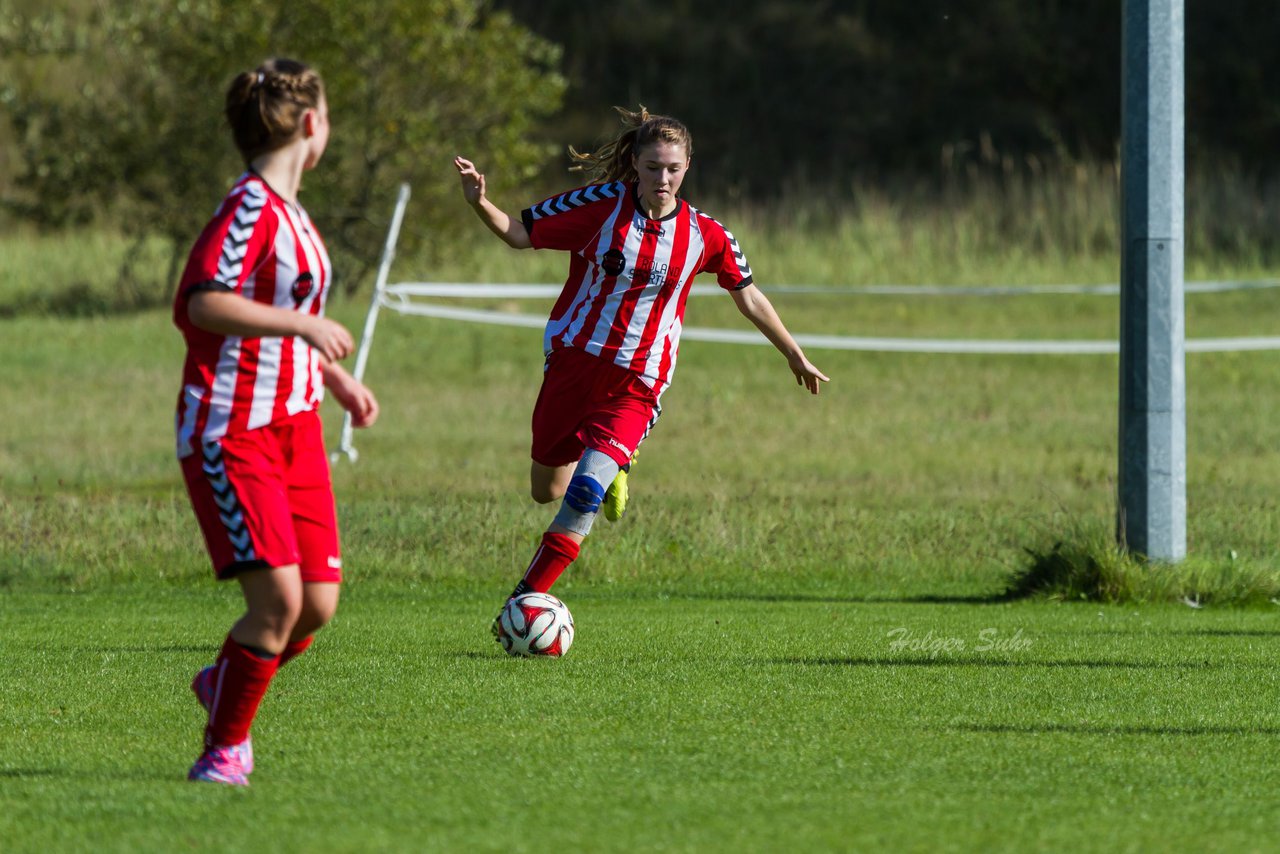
[631,183,683,222]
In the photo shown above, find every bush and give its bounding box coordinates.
[0,0,565,295]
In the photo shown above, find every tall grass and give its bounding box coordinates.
[0,228,174,317]
[6,157,1273,315]
[1008,518,1280,605]
[717,157,1280,290]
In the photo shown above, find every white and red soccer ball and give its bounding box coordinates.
[497,592,575,658]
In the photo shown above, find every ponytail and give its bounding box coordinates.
[225,58,324,163]
[569,106,693,184]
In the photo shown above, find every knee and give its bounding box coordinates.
[564,473,606,515]
[531,483,566,504]
[247,595,304,645]
[294,601,337,638]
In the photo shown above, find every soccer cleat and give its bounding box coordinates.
[490,595,516,643]
[192,665,254,774]
[603,450,638,522]
[188,745,249,786]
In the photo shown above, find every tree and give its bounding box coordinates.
[1,0,566,294]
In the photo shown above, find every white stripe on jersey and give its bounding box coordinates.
[176,384,203,458]
[554,198,626,349]
[279,201,328,413]
[616,219,704,368]
[639,229,706,383]
[204,336,242,441]
[248,336,282,430]
[608,225,670,361]
[585,220,647,356]
[546,263,603,353]
[243,211,285,431]
[271,210,309,418]
[658,316,683,390]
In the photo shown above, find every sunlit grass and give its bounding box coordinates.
[6,163,1280,850]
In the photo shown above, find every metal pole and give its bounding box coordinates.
[332,182,412,464]
[1118,0,1185,560]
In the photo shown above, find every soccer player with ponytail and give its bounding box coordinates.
[455,107,828,636]
[174,58,378,785]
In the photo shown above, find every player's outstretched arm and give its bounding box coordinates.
[323,362,379,428]
[187,289,354,363]
[730,284,830,395]
[454,156,532,250]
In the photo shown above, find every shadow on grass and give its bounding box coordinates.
[51,644,215,654]
[1174,628,1280,637]
[671,592,1010,605]
[772,656,1222,669]
[949,722,1280,736]
[447,650,503,660]
[0,767,198,784]
[0,768,62,779]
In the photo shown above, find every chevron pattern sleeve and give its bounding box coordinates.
[693,209,754,291]
[520,181,625,252]
[177,177,278,300]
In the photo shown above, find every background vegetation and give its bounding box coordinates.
[0,0,564,292]
[2,0,1280,304]
[501,0,1280,190]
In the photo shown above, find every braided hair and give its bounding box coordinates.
[568,106,692,184]
[225,58,324,162]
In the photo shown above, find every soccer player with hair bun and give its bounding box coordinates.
[174,57,378,785]
[455,106,828,638]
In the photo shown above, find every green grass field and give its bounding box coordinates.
[5,228,1280,850]
[8,588,1280,851]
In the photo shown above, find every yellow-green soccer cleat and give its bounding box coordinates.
[603,451,637,522]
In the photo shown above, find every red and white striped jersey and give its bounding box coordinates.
[521,181,753,394]
[173,173,332,459]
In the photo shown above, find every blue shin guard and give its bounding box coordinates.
[552,449,621,536]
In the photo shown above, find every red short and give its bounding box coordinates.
[531,347,662,468]
[180,409,341,582]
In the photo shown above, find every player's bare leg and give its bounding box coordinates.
[190,565,304,785]
[529,460,575,504]
[290,582,339,642]
[275,580,337,665]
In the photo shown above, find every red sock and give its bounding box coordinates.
[521,532,581,593]
[278,636,313,668]
[205,636,280,748]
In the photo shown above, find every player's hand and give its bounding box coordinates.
[301,316,355,363]
[324,364,380,428]
[337,380,380,428]
[454,156,486,207]
[789,354,830,395]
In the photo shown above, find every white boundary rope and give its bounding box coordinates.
[381,282,1280,355]
[385,279,1280,299]
[758,279,1280,295]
